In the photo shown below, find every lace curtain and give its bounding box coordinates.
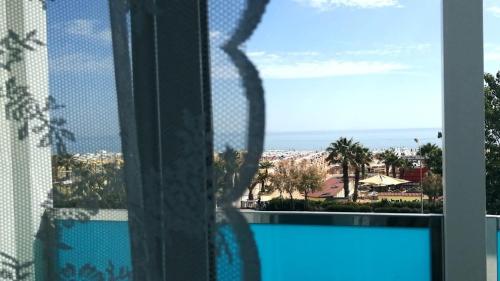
[0,0,268,280]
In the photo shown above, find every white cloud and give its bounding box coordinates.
[50,53,114,73]
[336,44,431,56]
[485,44,500,61]
[65,19,111,43]
[212,45,423,80]
[486,53,500,61]
[247,51,408,79]
[294,0,401,10]
[486,51,500,61]
[256,58,407,79]
[488,6,500,17]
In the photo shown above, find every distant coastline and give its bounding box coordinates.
[264,128,441,152]
[62,128,442,154]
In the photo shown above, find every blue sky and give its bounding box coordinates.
[245,0,442,132]
[46,0,500,142]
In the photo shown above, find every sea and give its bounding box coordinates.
[264,128,442,152]
[65,128,441,154]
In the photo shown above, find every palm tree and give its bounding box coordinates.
[377,149,396,176]
[417,143,443,175]
[352,145,372,202]
[214,147,242,206]
[247,161,275,200]
[326,137,358,199]
[257,161,274,199]
[389,154,401,178]
[417,143,439,158]
[398,158,413,179]
[221,147,241,191]
[359,147,373,179]
[248,173,262,201]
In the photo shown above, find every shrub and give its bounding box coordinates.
[262,198,443,214]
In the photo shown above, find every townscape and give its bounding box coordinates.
[52,137,443,212]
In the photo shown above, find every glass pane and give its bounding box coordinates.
[235,0,443,214]
[0,1,131,280]
[209,1,443,281]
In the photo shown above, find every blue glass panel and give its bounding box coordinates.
[217,225,243,281]
[55,221,431,281]
[253,224,431,281]
[56,220,132,280]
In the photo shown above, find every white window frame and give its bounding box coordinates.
[442,0,486,280]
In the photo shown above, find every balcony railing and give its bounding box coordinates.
[53,210,447,281]
[54,210,500,281]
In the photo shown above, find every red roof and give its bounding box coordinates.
[401,168,429,183]
[309,177,344,198]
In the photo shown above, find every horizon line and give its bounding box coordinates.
[266,127,442,134]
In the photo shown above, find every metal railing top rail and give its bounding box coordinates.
[241,210,443,228]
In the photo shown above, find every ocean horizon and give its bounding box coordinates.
[63,128,441,154]
[264,128,441,151]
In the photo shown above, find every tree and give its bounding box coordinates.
[213,148,243,205]
[248,161,274,201]
[248,174,261,201]
[422,172,443,202]
[360,148,373,179]
[417,143,439,157]
[352,145,372,202]
[388,154,400,178]
[377,148,398,177]
[296,162,324,209]
[398,158,413,179]
[284,161,300,202]
[270,161,289,199]
[257,161,274,199]
[417,143,442,175]
[52,156,127,209]
[52,153,76,181]
[326,137,358,199]
[484,72,500,213]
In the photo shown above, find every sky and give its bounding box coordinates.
[245,0,442,132]
[45,0,500,143]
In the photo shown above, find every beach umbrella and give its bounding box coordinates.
[360,174,409,186]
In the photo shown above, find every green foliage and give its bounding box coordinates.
[376,148,399,176]
[52,155,127,209]
[268,160,300,201]
[296,163,325,208]
[326,137,358,197]
[417,143,442,175]
[263,198,443,213]
[213,148,244,204]
[263,198,323,211]
[352,144,372,202]
[248,160,275,200]
[485,72,500,214]
[422,172,443,202]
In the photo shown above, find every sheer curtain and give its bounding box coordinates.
[0,0,268,280]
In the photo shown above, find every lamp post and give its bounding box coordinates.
[414,138,424,213]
